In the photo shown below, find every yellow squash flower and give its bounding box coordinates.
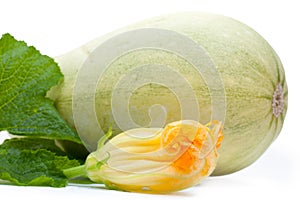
[64,120,223,193]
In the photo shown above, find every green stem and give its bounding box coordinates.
[63,165,87,179]
[97,126,113,149]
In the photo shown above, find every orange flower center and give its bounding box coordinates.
[161,121,223,175]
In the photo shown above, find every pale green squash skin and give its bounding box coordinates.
[48,12,288,175]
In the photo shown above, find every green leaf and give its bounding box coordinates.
[0,138,80,187]
[0,33,81,143]
[0,137,66,156]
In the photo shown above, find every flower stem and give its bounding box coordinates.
[63,165,87,179]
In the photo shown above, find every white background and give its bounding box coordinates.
[0,0,299,199]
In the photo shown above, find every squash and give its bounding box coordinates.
[48,12,288,175]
